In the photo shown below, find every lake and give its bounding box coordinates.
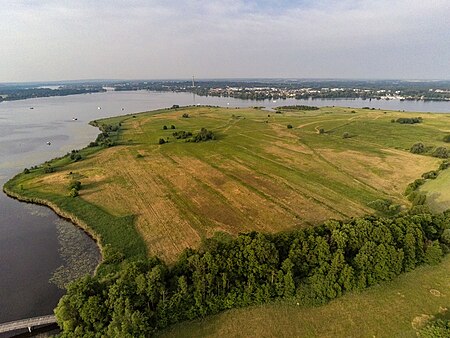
[0,90,449,325]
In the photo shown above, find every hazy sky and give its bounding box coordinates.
[1,0,449,82]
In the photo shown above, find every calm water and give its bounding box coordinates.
[0,91,449,324]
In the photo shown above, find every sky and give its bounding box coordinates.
[1,0,449,82]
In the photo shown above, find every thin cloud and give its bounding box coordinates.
[0,0,449,81]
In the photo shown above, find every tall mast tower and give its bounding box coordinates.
[192,75,195,88]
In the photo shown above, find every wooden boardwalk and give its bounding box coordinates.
[0,315,56,333]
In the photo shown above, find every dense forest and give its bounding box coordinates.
[55,211,450,337]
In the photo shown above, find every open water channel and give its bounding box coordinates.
[0,90,449,325]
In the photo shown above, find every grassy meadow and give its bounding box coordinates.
[4,105,449,263]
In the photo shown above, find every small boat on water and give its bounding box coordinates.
[46,141,51,145]
[97,106,101,110]
[29,107,34,109]
[72,117,78,121]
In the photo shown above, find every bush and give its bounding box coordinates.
[172,131,192,139]
[419,319,450,338]
[171,125,176,129]
[158,138,166,145]
[410,142,426,154]
[136,154,144,158]
[287,124,293,129]
[278,105,319,111]
[422,171,439,179]
[43,166,54,174]
[395,117,422,124]
[441,229,450,246]
[103,244,125,264]
[424,241,443,265]
[163,125,168,130]
[192,128,215,142]
[405,178,425,195]
[443,135,450,143]
[432,147,448,158]
[407,191,427,206]
[182,113,190,118]
[342,132,351,139]
[23,168,30,174]
[367,199,400,215]
[318,128,325,134]
[69,180,81,191]
[439,161,449,170]
[69,188,79,198]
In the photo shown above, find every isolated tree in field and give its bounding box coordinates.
[163,125,168,130]
[319,128,325,134]
[432,147,448,158]
[171,125,176,129]
[343,132,351,139]
[182,113,189,118]
[287,124,293,129]
[158,138,166,145]
[410,142,426,154]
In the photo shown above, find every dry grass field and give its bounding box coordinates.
[9,105,448,262]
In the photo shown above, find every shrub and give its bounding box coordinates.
[407,191,427,206]
[395,117,422,124]
[23,168,30,174]
[172,131,192,139]
[136,154,144,158]
[318,128,325,134]
[422,171,439,179]
[69,188,79,198]
[171,125,176,129]
[192,128,215,142]
[439,161,449,170]
[367,199,400,215]
[172,104,180,109]
[182,113,190,118]
[43,166,54,174]
[419,318,450,338]
[163,125,168,130]
[405,178,425,195]
[443,135,450,143]
[342,132,351,139]
[410,142,426,154]
[158,138,166,145]
[69,180,81,191]
[287,124,293,129]
[103,244,125,264]
[432,147,448,158]
[441,229,450,246]
[424,241,443,265]
[278,105,319,111]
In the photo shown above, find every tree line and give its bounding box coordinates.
[55,211,450,337]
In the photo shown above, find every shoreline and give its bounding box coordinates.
[2,185,104,274]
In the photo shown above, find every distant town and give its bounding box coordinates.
[1,79,450,102]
